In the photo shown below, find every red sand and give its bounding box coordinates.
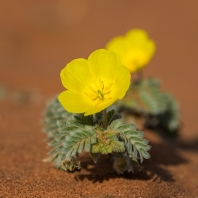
[0,1,198,197]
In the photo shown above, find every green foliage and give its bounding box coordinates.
[122,78,166,114]
[92,130,125,154]
[110,119,151,173]
[43,97,73,134]
[44,119,87,169]
[64,125,97,157]
[113,155,133,174]
[74,109,120,127]
[43,97,151,174]
[74,114,95,126]
[119,78,180,135]
[160,94,180,131]
[61,156,81,171]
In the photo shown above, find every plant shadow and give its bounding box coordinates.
[175,138,198,152]
[74,133,189,183]
[74,154,153,183]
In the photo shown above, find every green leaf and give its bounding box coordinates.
[109,119,123,130]
[106,109,115,125]
[113,156,134,174]
[43,96,74,136]
[44,115,98,171]
[110,140,125,152]
[64,126,97,158]
[61,156,81,171]
[95,111,103,124]
[118,78,181,136]
[109,119,151,164]
[92,142,112,154]
[74,114,95,126]
[120,78,169,114]
[91,129,125,154]
[131,159,140,167]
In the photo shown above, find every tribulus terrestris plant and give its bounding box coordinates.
[43,49,151,174]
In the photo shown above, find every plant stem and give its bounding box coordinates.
[103,109,107,129]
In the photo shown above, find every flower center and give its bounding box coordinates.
[85,79,113,106]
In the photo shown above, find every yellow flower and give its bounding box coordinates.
[58,49,131,116]
[106,29,156,73]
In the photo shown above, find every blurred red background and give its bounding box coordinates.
[0,0,198,137]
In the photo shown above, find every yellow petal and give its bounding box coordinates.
[125,50,147,71]
[59,49,131,116]
[126,29,156,68]
[84,98,117,116]
[143,39,156,60]
[58,90,93,113]
[111,65,131,99]
[105,29,156,73]
[87,49,121,81]
[60,58,92,94]
[126,29,148,44]
[105,36,127,60]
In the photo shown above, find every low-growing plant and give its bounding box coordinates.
[43,49,151,174]
[43,97,151,174]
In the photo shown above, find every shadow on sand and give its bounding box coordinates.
[73,131,196,183]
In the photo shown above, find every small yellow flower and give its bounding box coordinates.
[106,29,156,73]
[58,49,131,116]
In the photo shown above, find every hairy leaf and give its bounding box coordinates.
[91,129,125,154]
[74,114,95,126]
[63,126,97,158]
[43,96,73,134]
[61,156,81,171]
[110,119,151,164]
[113,155,134,174]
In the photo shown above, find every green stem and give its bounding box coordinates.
[103,109,107,129]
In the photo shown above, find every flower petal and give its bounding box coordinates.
[105,36,127,60]
[59,49,131,116]
[85,65,131,116]
[88,49,121,81]
[126,29,156,66]
[60,58,93,94]
[105,29,156,73]
[58,90,93,113]
[143,40,156,61]
[126,29,148,44]
[111,65,131,99]
[84,98,117,116]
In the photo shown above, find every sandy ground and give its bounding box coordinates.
[0,0,198,197]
